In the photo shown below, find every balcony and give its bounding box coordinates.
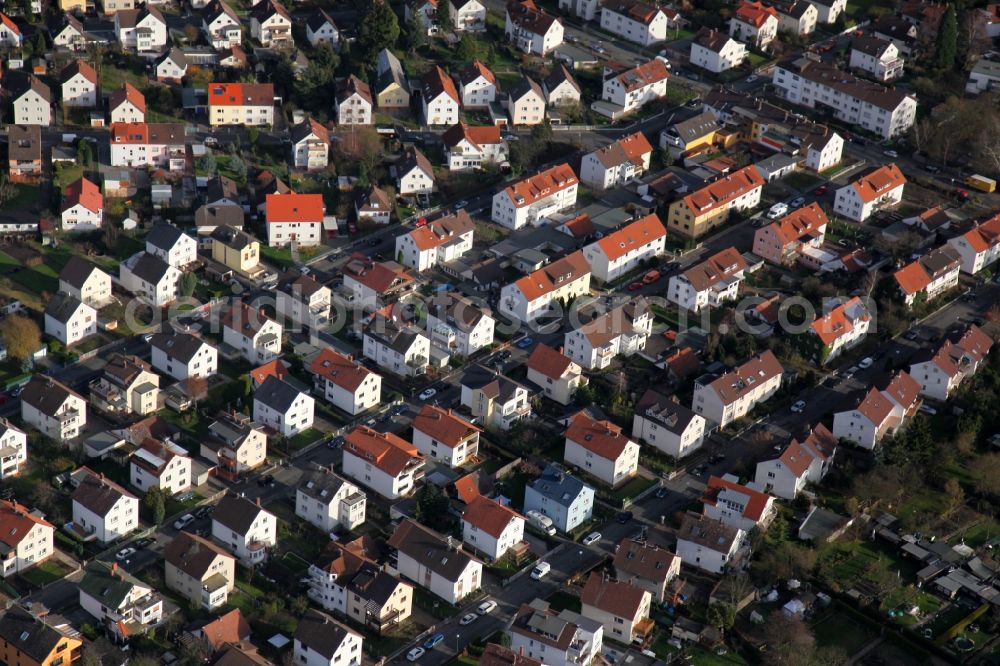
[201,573,230,609]
[56,408,80,423]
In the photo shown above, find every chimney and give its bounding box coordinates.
[256,497,261,507]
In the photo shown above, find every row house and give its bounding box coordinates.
[265,192,324,247]
[79,562,162,640]
[422,65,461,126]
[702,475,776,532]
[752,202,828,266]
[508,599,603,666]
[460,365,534,430]
[850,35,904,81]
[601,57,670,116]
[164,532,236,610]
[505,0,564,55]
[203,0,242,49]
[296,468,366,533]
[396,209,475,272]
[894,245,962,306]
[771,57,917,139]
[21,375,86,442]
[582,212,665,281]
[666,165,765,238]
[110,122,186,169]
[212,494,278,566]
[600,0,674,46]
[909,325,993,401]
[426,292,495,357]
[60,59,98,108]
[668,246,748,312]
[499,250,591,323]
[833,163,906,221]
[832,372,921,448]
[308,348,382,416]
[276,274,332,330]
[249,0,292,47]
[632,389,707,459]
[580,131,653,190]
[388,519,483,604]
[0,500,54,578]
[336,75,373,125]
[70,470,138,543]
[443,122,508,172]
[692,351,784,427]
[44,294,97,347]
[253,376,314,437]
[804,296,872,364]
[564,299,652,370]
[130,438,192,495]
[524,464,594,533]
[947,212,1000,275]
[581,574,653,645]
[208,82,274,126]
[109,83,146,124]
[149,331,218,381]
[526,343,587,405]
[203,411,268,479]
[89,354,160,418]
[412,404,480,468]
[730,1,779,49]
[691,28,747,73]
[363,312,432,377]
[492,163,578,230]
[457,60,497,109]
[462,495,525,561]
[564,411,640,487]
[342,426,425,499]
[755,423,837,499]
[0,420,27,481]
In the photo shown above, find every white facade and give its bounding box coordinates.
[310,352,382,416]
[462,500,525,561]
[0,510,53,578]
[130,444,193,496]
[422,91,460,127]
[833,171,905,222]
[253,384,314,437]
[224,317,282,365]
[426,308,494,357]
[581,215,665,282]
[362,328,431,378]
[390,540,482,605]
[0,423,28,480]
[211,503,277,565]
[947,216,1000,274]
[690,35,747,73]
[14,87,51,126]
[72,489,138,543]
[151,337,217,381]
[294,625,362,666]
[564,433,639,487]
[692,352,783,428]
[459,74,496,109]
[499,253,591,323]
[62,72,97,108]
[632,403,706,459]
[296,476,366,533]
[116,11,168,51]
[22,391,86,442]
[147,231,197,268]
[850,40,904,81]
[505,2,564,55]
[45,298,97,346]
[599,5,669,46]
[602,64,669,114]
[451,0,487,31]
[120,253,181,307]
[491,164,578,230]
[676,524,744,574]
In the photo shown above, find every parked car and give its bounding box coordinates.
[642,270,661,284]
[858,357,874,369]
[925,164,941,174]
[459,613,478,625]
[194,506,213,519]
[424,634,445,650]
[418,388,437,401]
[766,203,788,219]
[258,474,275,487]
[327,435,345,449]
[115,547,136,561]
[919,404,938,415]
[174,514,195,530]
[746,74,758,83]
[582,532,602,546]
[789,196,806,208]
[515,336,534,349]
[790,400,806,413]
[616,511,633,524]
[884,149,898,158]
[627,281,644,291]
[654,486,669,499]
[406,647,425,662]
[814,185,828,195]
[477,600,498,615]
[135,537,154,549]
[530,562,551,580]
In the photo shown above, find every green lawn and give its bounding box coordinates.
[546,590,582,614]
[6,184,41,210]
[19,559,75,588]
[413,587,458,620]
[687,647,749,666]
[812,607,876,655]
[608,476,658,505]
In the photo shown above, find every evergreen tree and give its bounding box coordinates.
[143,486,166,525]
[437,0,452,32]
[358,0,400,72]
[936,5,958,71]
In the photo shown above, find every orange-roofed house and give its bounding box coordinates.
[702,474,776,531]
[752,202,828,266]
[0,499,55,577]
[195,608,251,651]
[834,163,906,221]
[893,244,961,306]
[910,325,994,400]
[461,495,525,560]
[60,59,98,108]
[505,0,564,55]
[109,82,146,124]
[667,165,765,238]
[947,212,1000,275]
[565,411,640,486]
[692,351,784,427]
[109,122,186,168]
[250,358,290,388]
[580,130,653,189]
[491,162,578,230]
[582,212,665,281]
[581,573,653,644]
[499,250,591,322]
[457,60,498,109]
[411,404,481,467]
[443,122,508,172]
[394,209,475,271]
[754,423,837,498]
[526,343,586,405]
[341,426,425,499]
[599,0,675,45]
[564,298,652,370]
[308,347,382,416]
[729,1,779,49]
[265,192,324,247]
[667,246,748,311]
[336,75,373,125]
[0,11,20,47]
[208,81,275,127]
[421,65,461,127]
[804,296,872,363]
[833,385,905,449]
[601,57,670,116]
[61,176,103,231]
[290,117,329,170]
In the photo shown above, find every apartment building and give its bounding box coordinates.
[667,247,748,311]
[833,163,906,221]
[296,468,366,532]
[308,348,382,416]
[426,293,495,357]
[265,192,324,247]
[499,250,591,322]
[601,58,670,116]
[702,475,776,532]
[70,470,139,543]
[211,494,277,565]
[894,245,962,306]
[755,423,837,499]
[526,343,587,405]
[692,351,784,427]
[130,438,192,495]
[729,1,779,49]
[632,389,706,459]
[395,209,475,271]
[109,122,186,168]
[579,131,653,190]
[457,60,497,109]
[666,165,765,238]
[508,599,603,666]
[492,163,578,230]
[443,123,508,172]
[342,426,425,499]
[582,212,665,281]
[0,500,54,578]
[505,0,563,55]
[208,82,274,126]
[752,202,828,266]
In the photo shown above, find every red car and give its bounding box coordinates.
[813,185,828,195]
[415,217,428,227]
[627,282,644,291]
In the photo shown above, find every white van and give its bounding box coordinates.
[530,562,551,580]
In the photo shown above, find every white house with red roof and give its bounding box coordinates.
[564,411,640,487]
[582,212,665,281]
[422,66,461,126]
[61,177,103,231]
[667,247,748,312]
[266,192,324,247]
[580,131,653,190]
[308,348,382,416]
[564,299,652,370]
[0,500,55,578]
[834,163,906,221]
[412,405,480,467]
[109,83,146,124]
[729,1,779,49]
[692,351,784,427]
[60,60,99,108]
[832,374,920,449]
[505,0,564,55]
[599,0,673,46]
[893,245,962,306]
[342,257,415,311]
[947,212,1000,275]
[754,423,837,499]
[457,60,497,109]
[395,210,475,271]
[491,163,578,230]
[0,12,21,47]
[752,203,828,266]
[129,438,192,495]
[909,325,993,401]
[806,296,872,363]
[526,344,586,405]
[223,302,283,365]
[702,474,776,532]
[601,58,670,116]
[462,495,525,560]
[581,573,653,645]
[500,250,591,322]
[443,123,508,172]
[342,426,425,499]
[109,122,186,168]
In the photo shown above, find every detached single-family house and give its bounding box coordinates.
[804,296,872,364]
[156,48,189,82]
[412,405,481,468]
[308,348,382,416]
[702,475,776,531]
[806,0,846,23]
[0,500,55,577]
[109,82,146,123]
[130,438,192,495]
[832,385,907,449]
[305,10,339,47]
[342,426,425,499]
[342,257,416,311]
[850,35,904,81]
[505,0,564,55]
[601,58,670,116]
[60,59,98,108]
[564,411,640,487]
[613,539,681,603]
[909,325,993,401]
[564,299,652,370]
[21,376,86,442]
[291,118,329,171]
[336,75,374,125]
[580,131,653,190]
[0,420,28,481]
[362,312,432,378]
[61,177,103,231]
[462,496,525,561]
[451,0,487,31]
[253,376,314,437]
[78,562,162,639]
[426,290,493,353]
[509,600,603,665]
[355,185,392,225]
[893,245,962,306]
[460,365,534,430]
[752,202,828,266]
[146,223,198,269]
[7,124,43,182]
[754,423,837,499]
[71,470,139,542]
[526,343,587,405]
[211,494,278,565]
[492,162,578,230]
[396,209,475,271]
[164,531,236,610]
[293,611,364,666]
[834,163,906,221]
[667,246,748,312]
[457,60,497,109]
[387,519,483,604]
[443,122,508,172]
[249,0,292,47]
[275,274,332,330]
[396,147,435,196]
[947,213,1000,275]
[544,64,582,108]
[149,332,219,381]
[210,226,263,279]
[14,77,52,126]
[691,28,747,73]
[59,258,113,309]
[115,6,168,52]
[691,351,784,427]
[265,192,324,247]
[499,250,591,323]
[632,389,706,459]
[581,574,653,645]
[88,354,160,417]
[600,0,672,46]
[202,0,242,49]
[524,464,594,533]
[507,77,547,126]
[422,66,461,127]
[44,294,96,347]
[204,411,268,479]
[296,469,366,533]
[582,212,664,281]
[375,49,411,108]
[676,512,746,574]
[120,252,181,307]
[730,0,779,48]
[774,0,817,35]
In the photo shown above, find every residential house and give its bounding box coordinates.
[544,64,582,108]
[462,496,525,560]
[211,494,277,565]
[274,273,330,329]
[155,48,189,82]
[805,0,846,23]
[109,83,146,123]
[601,58,670,116]
[426,292,494,356]
[405,0,438,35]
[78,562,162,639]
[115,7,168,52]
[421,66,461,126]
[265,192,324,247]
[580,132,653,189]
[362,312,432,377]
[0,500,54,578]
[53,15,88,50]
[690,28,747,73]
[508,599,603,666]
[211,226,265,280]
[308,348,382,416]
[632,389,707,459]
[460,365,534,430]
[293,610,364,666]
[203,411,268,479]
[752,202,828,266]
[61,177,103,231]
[296,469,366,533]
[336,75,373,125]
[149,331,218,381]
[305,10,339,47]
[70,470,138,542]
[967,59,1000,94]
[130,438,192,495]
[666,165,765,238]
[613,539,681,603]
[667,246,749,311]
[804,296,872,363]
[374,49,410,108]
[834,163,906,221]
[342,257,415,311]
[0,421,27,480]
[850,35,904,81]
[798,125,844,172]
[500,250,591,322]
[492,163,578,230]
[947,213,1000,274]
[88,353,160,417]
[355,185,392,224]
[7,125,42,182]
[253,376,314,437]
[754,423,837,499]
[580,574,653,645]
[564,299,652,370]
[164,531,236,610]
[729,1,779,49]
[191,609,252,653]
[120,251,181,306]
[60,59,98,108]
[21,376,86,442]
[773,0,817,35]
[564,411,640,487]
[44,294,97,347]
[772,58,917,139]
[600,0,674,45]
[832,385,908,448]
[341,426,425,499]
[582,212,664,280]
[505,0,564,55]
[202,0,242,49]
[894,245,962,306]
[208,82,275,126]
[702,475,775,531]
[526,343,587,405]
[909,325,993,401]
[524,464,595,533]
[0,606,81,666]
[387,519,483,604]
[450,0,487,31]
[291,118,329,171]
[443,123,509,172]
[0,12,21,47]
[146,223,198,269]
[692,351,784,427]
[675,512,746,574]
[457,60,498,109]
[412,405,481,468]
[480,644,546,666]
[249,0,292,47]
[507,77,546,125]
[396,147,435,196]
[109,122,186,168]
[14,77,52,126]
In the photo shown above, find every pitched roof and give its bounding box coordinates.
[0,607,72,664]
[849,163,906,203]
[412,405,480,448]
[506,0,558,35]
[613,538,680,584]
[21,76,52,103]
[164,530,234,579]
[634,389,700,435]
[294,610,358,660]
[703,475,772,521]
[544,63,581,95]
[423,65,460,104]
[110,122,186,145]
[72,468,136,516]
[0,11,20,36]
[681,246,747,292]
[767,202,828,245]
[146,223,190,251]
[527,343,576,379]
[397,146,434,178]
[150,331,212,363]
[581,573,649,618]
[880,369,921,412]
[344,425,423,477]
[249,0,291,23]
[63,177,102,214]
[306,8,337,32]
[336,74,372,103]
[528,463,591,505]
[249,359,289,387]
[60,59,97,85]
[955,212,1000,254]
[681,165,765,217]
[126,252,173,285]
[589,131,653,169]
[308,348,375,393]
[602,0,665,25]
[405,209,475,251]
[204,0,240,23]
[291,117,329,145]
[199,609,251,652]
[509,76,545,102]
[387,519,481,582]
[253,376,305,413]
[512,250,590,302]
[593,212,665,261]
[109,82,146,114]
[213,494,272,535]
[266,192,324,223]
[893,245,961,296]
[343,257,414,293]
[0,500,54,551]
[566,411,635,460]
[45,292,89,325]
[21,375,82,417]
[463,496,522,539]
[612,58,670,92]
[458,60,497,87]
[296,468,354,505]
[8,124,41,162]
[733,0,778,27]
[851,386,896,426]
[781,57,914,112]
[810,297,870,346]
[480,643,545,666]
[703,351,784,405]
[208,82,274,107]
[694,27,737,52]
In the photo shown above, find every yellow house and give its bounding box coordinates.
[60,0,87,12]
[666,165,766,239]
[0,606,83,666]
[211,225,265,279]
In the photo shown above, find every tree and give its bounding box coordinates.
[80,647,101,666]
[358,0,400,71]
[437,0,452,32]
[0,314,41,361]
[706,602,736,636]
[198,154,217,176]
[298,44,340,108]
[143,486,166,525]
[77,140,93,166]
[760,611,818,666]
[944,478,965,517]
[181,272,197,298]
[414,483,450,531]
[936,5,958,70]
[973,454,1000,498]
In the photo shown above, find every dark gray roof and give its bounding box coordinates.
[528,464,591,506]
[21,375,81,417]
[306,9,336,32]
[160,46,190,67]
[387,519,480,583]
[297,469,350,505]
[509,76,544,102]
[150,331,211,363]
[127,252,173,285]
[72,470,135,516]
[0,606,70,663]
[198,204,245,229]
[59,255,104,289]
[210,224,254,249]
[164,531,233,578]
[634,389,699,435]
[207,175,239,204]
[146,223,189,252]
[213,494,270,535]
[254,376,304,413]
[671,111,721,143]
[460,365,529,402]
[44,292,88,324]
[8,124,41,162]
[346,566,405,607]
[544,63,581,95]
[78,561,144,607]
[294,610,354,660]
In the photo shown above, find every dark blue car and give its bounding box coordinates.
[424,633,445,649]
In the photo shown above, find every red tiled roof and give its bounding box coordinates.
[566,411,635,461]
[344,426,422,477]
[63,177,102,214]
[463,496,522,539]
[614,58,670,92]
[706,351,784,406]
[109,82,147,114]
[581,572,649,619]
[208,82,274,107]
[308,348,374,392]
[513,250,589,302]
[682,246,747,292]
[250,359,288,386]
[853,386,895,426]
[810,297,869,346]
[412,405,479,448]
[0,500,54,550]
[265,193,324,223]
[501,163,577,208]
[682,166,765,217]
[61,59,98,85]
[594,213,666,262]
[703,475,772,521]
[200,609,251,651]
[423,65,460,104]
[526,343,574,379]
[769,203,828,245]
[851,163,906,203]
[734,0,778,27]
